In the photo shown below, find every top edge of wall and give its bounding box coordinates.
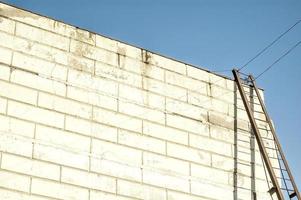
[0,1,238,82]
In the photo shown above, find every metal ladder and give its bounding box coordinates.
[232,69,300,200]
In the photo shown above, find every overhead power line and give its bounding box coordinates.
[239,19,301,71]
[255,40,301,80]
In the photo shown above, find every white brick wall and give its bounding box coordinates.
[0,2,275,200]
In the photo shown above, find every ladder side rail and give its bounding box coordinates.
[249,75,300,199]
[232,69,285,200]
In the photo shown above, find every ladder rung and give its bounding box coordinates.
[289,192,297,198]
[272,167,287,171]
[276,177,291,182]
[280,188,295,192]
[265,146,279,151]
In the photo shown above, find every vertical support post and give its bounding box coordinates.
[232,69,284,200]
[249,75,300,200]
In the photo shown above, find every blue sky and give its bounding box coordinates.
[5,0,301,190]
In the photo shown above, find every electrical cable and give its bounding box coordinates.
[255,40,301,80]
[238,19,301,71]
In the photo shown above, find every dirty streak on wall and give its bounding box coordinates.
[0,3,276,200]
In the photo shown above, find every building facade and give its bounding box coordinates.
[0,3,276,200]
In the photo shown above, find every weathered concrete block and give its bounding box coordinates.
[0,47,12,65]
[166,114,209,136]
[0,16,15,34]
[93,106,142,133]
[0,80,38,105]
[143,169,190,193]
[0,64,10,81]
[119,84,165,110]
[0,133,33,157]
[119,101,165,124]
[1,153,60,180]
[8,100,64,128]
[0,115,35,138]
[65,115,117,142]
[16,22,70,50]
[143,121,188,145]
[38,92,92,119]
[31,178,89,200]
[117,179,166,200]
[35,125,90,152]
[0,170,30,192]
[11,70,66,96]
[118,129,166,154]
[189,134,233,157]
[61,167,116,192]
[167,142,211,166]
[67,85,117,111]
[143,152,189,175]
[33,144,89,170]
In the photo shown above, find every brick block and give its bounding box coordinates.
[191,163,230,185]
[119,101,165,124]
[143,169,189,193]
[0,188,53,200]
[0,47,12,65]
[117,42,141,60]
[143,121,188,145]
[90,190,133,200]
[0,16,15,34]
[35,125,90,152]
[190,134,233,156]
[117,179,166,200]
[0,132,32,157]
[212,154,234,171]
[38,92,92,119]
[119,56,164,81]
[118,129,165,154]
[210,84,234,104]
[211,98,229,114]
[167,191,208,200]
[0,97,7,114]
[166,114,209,136]
[167,143,211,166]
[11,70,66,96]
[68,69,118,97]
[166,98,208,121]
[187,91,212,109]
[61,167,116,192]
[0,64,10,81]
[65,115,117,142]
[95,35,118,52]
[15,22,69,50]
[67,85,117,111]
[91,139,141,165]
[8,100,64,128]
[93,106,142,133]
[210,125,234,143]
[191,180,233,200]
[209,73,227,88]
[165,71,208,95]
[208,111,234,130]
[31,178,89,200]
[148,53,186,75]
[143,152,189,175]
[186,65,210,83]
[34,144,89,170]
[0,115,35,138]
[70,39,118,66]
[143,77,187,101]
[0,80,38,105]
[90,156,142,182]
[119,84,165,110]
[12,52,67,81]
[1,153,60,180]
[95,61,142,88]
[0,170,30,192]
